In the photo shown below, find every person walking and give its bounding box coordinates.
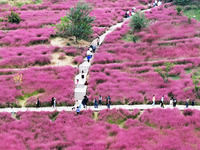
[152,95,155,106]
[173,97,177,107]
[36,98,40,108]
[106,95,111,109]
[81,70,84,79]
[82,97,86,108]
[192,99,195,107]
[160,95,164,108]
[170,96,173,106]
[186,97,189,108]
[53,98,56,108]
[94,98,98,108]
[99,95,102,106]
[85,95,88,109]
[51,97,54,107]
[76,106,80,115]
[97,37,100,46]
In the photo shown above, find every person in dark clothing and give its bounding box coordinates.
[90,45,96,53]
[94,98,98,108]
[124,12,128,18]
[84,81,88,85]
[81,70,84,79]
[173,98,177,107]
[51,97,54,107]
[97,37,100,46]
[106,95,111,109]
[82,95,88,109]
[85,95,88,107]
[36,98,40,108]
[192,100,195,107]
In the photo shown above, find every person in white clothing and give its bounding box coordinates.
[152,95,155,106]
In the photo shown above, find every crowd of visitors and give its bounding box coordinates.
[152,95,195,108]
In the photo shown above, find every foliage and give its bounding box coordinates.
[7,11,21,24]
[155,62,174,83]
[176,6,182,15]
[13,73,22,88]
[129,12,148,32]
[174,0,190,5]
[189,69,200,99]
[55,1,95,42]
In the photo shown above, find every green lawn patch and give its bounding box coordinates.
[122,33,139,43]
[183,5,200,21]
[169,74,180,80]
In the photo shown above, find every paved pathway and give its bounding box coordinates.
[0,105,198,113]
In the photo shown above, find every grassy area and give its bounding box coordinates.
[17,91,41,107]
[0,0,42,7]
[169,74,180,80]
[183,5,200,21]
[122,33,139,43]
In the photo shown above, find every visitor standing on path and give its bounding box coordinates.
[76,106,80,115]
[94,98,98,108]
[192,99,195,107]
[51,97,54,107]
[173,97,177,107]
[36,98,40,108]
[81,70,84,79]
[186,97,189,108]
[97,37,100,46]
[54,98,56,108]
[152,95,155,106]
[99,95,102,106]
[160,95,164,108]
[106,95,111,109]
[170,97,173,106]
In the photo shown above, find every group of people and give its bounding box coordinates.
[74,95,111,115]
[150,0,162,8]
[35,97,56,108]
[152,95,195,108]
[93,95,111,109]
[124,7,136,18]
[86,37,100,62]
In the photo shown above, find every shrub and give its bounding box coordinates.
[176,6,182,15]
[7,11,21,24]
[55,1,95,42]
[129,12,148,32]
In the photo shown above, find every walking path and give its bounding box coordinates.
[0,105,199,113]
[74,17,131,102]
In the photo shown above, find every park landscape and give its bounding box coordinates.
[1,0,200,149]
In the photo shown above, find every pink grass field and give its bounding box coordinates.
[88,5,200,104]
[1,108,200,149]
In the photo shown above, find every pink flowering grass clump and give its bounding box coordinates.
[98,108,140,124]
[0,66,76,106]
[2,108,200,149]
[0,46,59,68]
[88,5,200,104]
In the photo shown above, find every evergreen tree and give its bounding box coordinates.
[56,1,94,42]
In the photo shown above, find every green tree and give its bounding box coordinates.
[185,69,200,99]
[155,62,174,83]
[55,1,95,42]
[129,12,148,32]
[176,6,182,15]
[7,11,21,24]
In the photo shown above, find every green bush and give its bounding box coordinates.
[174,0,190,5]
[7,11,21,24]
[129,12,148,32]
[176,6,182,15]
